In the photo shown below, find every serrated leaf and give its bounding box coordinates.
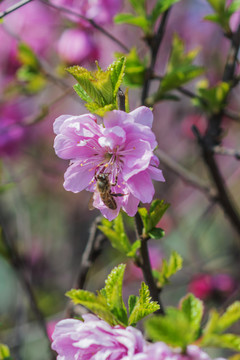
[86,103,115,117]
[115,48,145,88]
[128,295,138,316]
[180,293,204,334]
[128,283,160,326]
[202,334,240,351]
[216,302,240,333]
[104,264,128,325]
[114,13,150,33]
[66,289,117,325]
[99,213,132,255]
[73,83,93,102]
[108,57,126,98]
[157,251,183,287]
[145,307,196,348]
[151,0,182,24]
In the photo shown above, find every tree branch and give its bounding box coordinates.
[134,212,164,314]
[0,0,33,19]
[40,0,129,53]
[141,9,171,105]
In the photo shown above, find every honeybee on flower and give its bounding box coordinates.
[53,106,165,220]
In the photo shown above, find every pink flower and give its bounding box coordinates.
[53,107,165,220]
[139,343,226,360]
[188,273,236,300]
[52,314,145,360]
[57,28,99,65]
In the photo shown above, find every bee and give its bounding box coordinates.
[89,173,125,210]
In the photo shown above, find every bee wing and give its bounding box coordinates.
[88,193,95,210]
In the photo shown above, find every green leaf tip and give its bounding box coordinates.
[67,58,126,117]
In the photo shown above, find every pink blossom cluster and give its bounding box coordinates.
[53,107,165,220]
[52,314,226,360]
[189,273,236,301]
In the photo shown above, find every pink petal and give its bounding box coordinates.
[148,166,165,182]
[104,110,134,128]
[127,171,154,203]
[129,106,153,128]
[53,115,72,134]
[122,193,139,217]
[63,162,95,193]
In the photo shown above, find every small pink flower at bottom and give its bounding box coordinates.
[52,314,145,360]
[137,343,226,360]
[53,107,165,220]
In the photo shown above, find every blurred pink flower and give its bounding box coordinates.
[51,0,122,26]
[52,314,145,359]
[0,102,26,157]
[189,273,236,300]
[181,114,207,140]
[53,107,165,220]
[57,28,99,65]
[139,343,226,360]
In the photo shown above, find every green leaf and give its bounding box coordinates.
[157,251,183,287]
[145,307,196,348]
[202,334,240,351]
[148,227,165,239]
[228,0,240,15]
[67,58,126,116]
[206,0,226,13]
[66,289,118,326]
[138,200,170,237]
[115,48,146,88]
[127,240,141,258]
[17,42,39,69]
[108,57,126,98]
[129,0,146,15]
[193,80,230,114]
[216,302,240,333]
[98,213,132,255]
[114,13,150,33]
[149,200,170,229]
[0,344,12,360]
[73,83,93,102]
[180,293,203,334]
[128,282,160,326]
[103,264,128,325]
[151,0,182,24]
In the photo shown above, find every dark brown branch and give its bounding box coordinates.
[0,0,33,19]
[41,0,129,53]
[141,9,171,105]
[134,212,164,315]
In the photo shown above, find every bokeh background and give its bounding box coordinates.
[0,0,240,359]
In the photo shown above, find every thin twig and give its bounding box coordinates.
[40,0,129,52]
[134,212,164,314]
[0,0,33,19]
[141,9,171,105]
[213,145,240,160]
[155,149,217,201]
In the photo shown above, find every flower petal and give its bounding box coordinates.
[129,106,153,128]
[63,162,95,193]
[148,166,165,182]
[127,171,154,203]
